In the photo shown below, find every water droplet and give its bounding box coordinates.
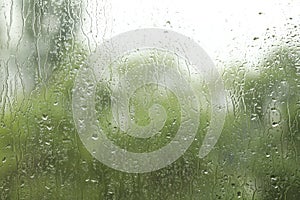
[271,176,277,181]
[251,113,258,121]
[81,105,88,110]
[42,114,48,120]
[46,125,53,131]
[272,122,279,127]
[92,133,99,141]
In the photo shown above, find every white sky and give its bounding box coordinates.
[80,0,300,68]
[1,0,299,63]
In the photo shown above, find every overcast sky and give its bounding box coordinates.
[81,0,299,68]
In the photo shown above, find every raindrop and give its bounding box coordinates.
[271,122,279,127]
[42,114,48,121]
[91,133,99,141]
[237,191,242,198]
[271,176,277,181]
[46,125,53,131]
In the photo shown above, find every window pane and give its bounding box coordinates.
[0,0,299,199]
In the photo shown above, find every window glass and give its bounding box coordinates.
[0,0,299,199]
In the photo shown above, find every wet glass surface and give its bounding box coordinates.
[0,0,299,199]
